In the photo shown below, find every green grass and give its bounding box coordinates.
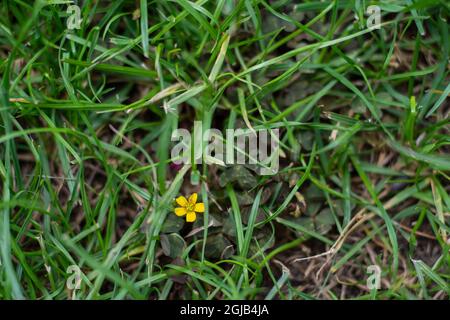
[0,0,449,300]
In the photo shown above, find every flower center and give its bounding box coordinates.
[186,203,195,212]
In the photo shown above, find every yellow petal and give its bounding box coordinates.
[194,203,205,213]
[186,211,196,222]
[174,207,187,216]
[188,193,198,205]
[175,196,188,207]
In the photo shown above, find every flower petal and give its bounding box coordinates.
[174,207,187,216]
[175,196,188,207]
[188,193,198,205]
[186,211,196,222]
[194,203,205,213]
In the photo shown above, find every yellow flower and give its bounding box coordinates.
[174,193,205,222]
